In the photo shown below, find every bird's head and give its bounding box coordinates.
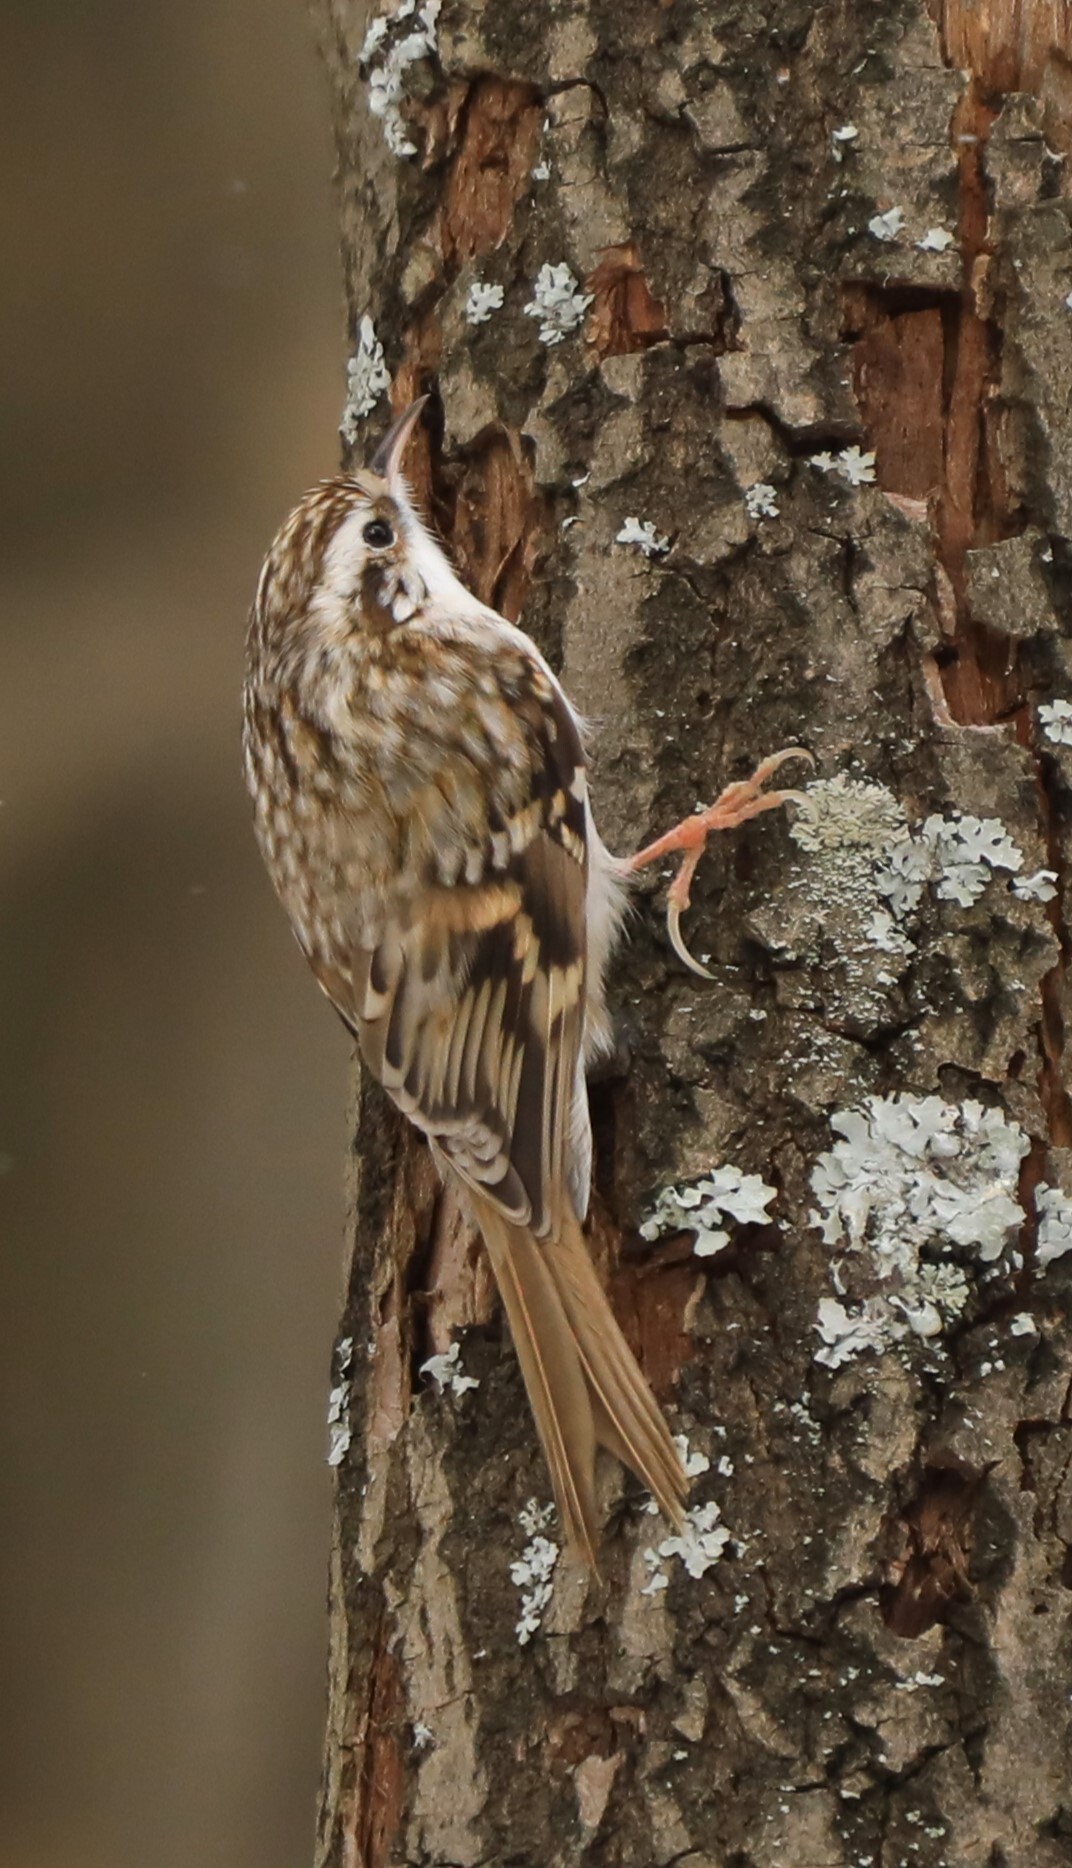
[320,395,432,624]
[340,394,430,560]
[249,398,437,679]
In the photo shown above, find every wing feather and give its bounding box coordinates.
[327,676,591,1236]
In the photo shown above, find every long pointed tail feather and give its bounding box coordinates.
[544,1207,688,1531]
[474,1194,601,1562]
[470,1189,687,1564]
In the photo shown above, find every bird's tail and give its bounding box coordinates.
[471,1190,688,1565]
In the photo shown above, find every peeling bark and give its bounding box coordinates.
[311,2,1072,1863]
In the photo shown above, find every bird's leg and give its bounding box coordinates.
[625,748,813,978]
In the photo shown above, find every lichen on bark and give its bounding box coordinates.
[310,2,1072,1862]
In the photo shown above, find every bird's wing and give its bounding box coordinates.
[321,675,590,1237]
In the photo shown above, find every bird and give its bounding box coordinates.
[243,397,807,1564]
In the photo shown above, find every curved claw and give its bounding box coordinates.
[632,744,816,980]
[667,900,714,979]
[763,745,814,776]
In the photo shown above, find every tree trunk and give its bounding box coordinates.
[310,2,1072,1862]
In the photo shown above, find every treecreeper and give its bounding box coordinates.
[242,397,806,1564]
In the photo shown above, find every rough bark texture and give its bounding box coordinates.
[311,3,1072,1863]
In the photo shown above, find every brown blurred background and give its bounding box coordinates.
[1,5,350,1865]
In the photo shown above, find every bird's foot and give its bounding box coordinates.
[625,747,813,978]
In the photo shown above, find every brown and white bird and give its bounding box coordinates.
[243,398,805,1563]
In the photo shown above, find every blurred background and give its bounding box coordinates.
[1,5,349,1865]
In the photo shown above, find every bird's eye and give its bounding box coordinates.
[362,518,394,550]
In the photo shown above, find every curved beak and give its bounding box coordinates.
[369,396,429,484]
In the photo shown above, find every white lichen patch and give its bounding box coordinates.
[326,1335,354,1466]
[787,775,918,992]
[418,1339,479,1397]
[523,262,592,346]
[925,813,1023,905]
[745,482,779,519]
[463,280,504,325]
[340,316,390,440]
[791,774,906,856]
[868,206,905,243]
[782,775,1046,1056]
[1040,698,1072,745]
[1036,1183,1072,1266]
[615,516,670,557]
[808,446,876,486]
[831,123,858,161]
[641,1495,732,1593]
[639,1558,669,1597]
[917,227,954,252]
[640,1167,777,1259]
[359,0,441,159]
[810,1095,1029,1366]
[1012,869,1058,903]
[815,1295,893,1366]
[865,907,913,954]
[674,1433,711,1480]
[327,1383,351,1466]
[641,1433,712,1520]
[793,776,1036,939]
[657,1501,732,1579]
[837,445,877,486]
[874,836,933,917]
[511,1500,559,1644]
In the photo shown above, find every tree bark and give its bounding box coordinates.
[310,2,1072,1862]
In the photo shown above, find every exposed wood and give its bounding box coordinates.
[586,244,669,359]
[440,77,542,268]
[932,0,1072,95]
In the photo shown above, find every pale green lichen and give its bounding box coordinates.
[793,775,1037,921]
[790,774,906,856]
